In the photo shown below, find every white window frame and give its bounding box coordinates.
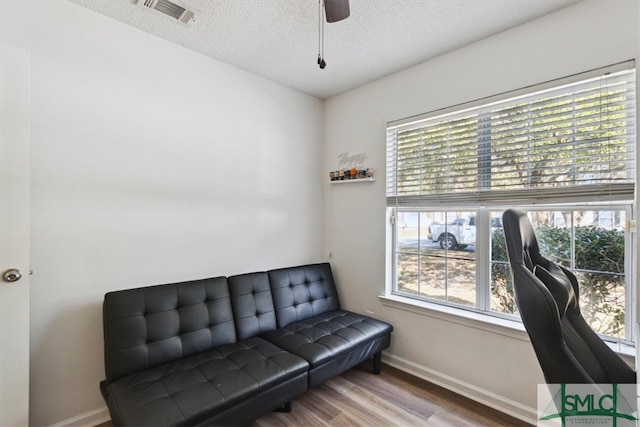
[385,61,637,345]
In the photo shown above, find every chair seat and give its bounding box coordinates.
[102,337,309,426]
[262,310,393,367]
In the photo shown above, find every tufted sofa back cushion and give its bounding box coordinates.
[228,272,278,340]
[103,277,236,382]
[268,263,340,328]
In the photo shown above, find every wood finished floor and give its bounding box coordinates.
[251,362,529,427]
[97,362,531,427]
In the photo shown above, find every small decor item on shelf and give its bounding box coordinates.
[330,151,373,182]
[328,166,374,182]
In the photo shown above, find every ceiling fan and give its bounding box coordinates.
[324,0,350,23]
[318,0,350,69]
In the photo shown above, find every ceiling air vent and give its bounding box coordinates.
[137,0,195,25]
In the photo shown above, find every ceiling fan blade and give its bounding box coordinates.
[324,0,350,23]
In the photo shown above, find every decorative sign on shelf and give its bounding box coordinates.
[329,151,374,181]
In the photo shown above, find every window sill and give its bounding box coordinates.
[380,294,528,341]
[379,294,635,358]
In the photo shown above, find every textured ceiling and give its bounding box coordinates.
[68,0,580,99]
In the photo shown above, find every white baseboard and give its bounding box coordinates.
[382,353,538,425]
[48,407,110,427]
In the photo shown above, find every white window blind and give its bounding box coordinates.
[386,61,636,207]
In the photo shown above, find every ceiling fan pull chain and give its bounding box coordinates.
[318,0,326,69]
[317,0,321,65]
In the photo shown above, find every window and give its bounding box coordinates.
[386,62,636,343]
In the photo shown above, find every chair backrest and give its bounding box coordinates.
[103,277,236,382]
[228,271,278,340]
[502,208,635,384]
[268,263,340,328]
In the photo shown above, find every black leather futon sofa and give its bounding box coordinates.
[100,262,393,426]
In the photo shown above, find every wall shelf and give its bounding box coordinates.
[328,178,375,184]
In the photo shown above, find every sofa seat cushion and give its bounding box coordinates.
[262,310,393,368]
[104,337,309,426]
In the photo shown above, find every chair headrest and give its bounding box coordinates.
[533,262,576,317]
[503,209,543,270]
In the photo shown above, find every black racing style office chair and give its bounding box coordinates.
[502,208,635,384]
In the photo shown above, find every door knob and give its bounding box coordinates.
[2,268,22,283]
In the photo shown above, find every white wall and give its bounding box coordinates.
[323,0,640,422]
[2,0,638,424]
[1,1,323,425]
